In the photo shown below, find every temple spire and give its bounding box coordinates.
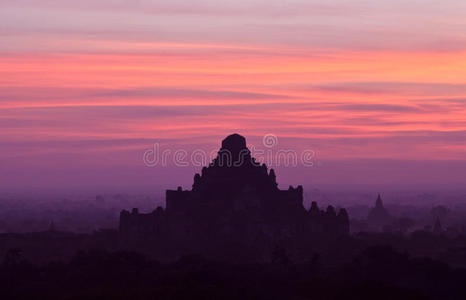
[376,193,383,208]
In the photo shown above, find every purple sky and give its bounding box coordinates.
[1,0,466,194]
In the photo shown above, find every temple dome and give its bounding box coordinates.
[221,133,247,152]
[219,133,250,164]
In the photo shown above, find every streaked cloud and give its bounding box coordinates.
[0,0,465,190]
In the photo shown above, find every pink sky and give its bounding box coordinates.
[1,0,466,193]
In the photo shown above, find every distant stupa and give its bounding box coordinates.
[433,217,443,234]
[367,194,391,230]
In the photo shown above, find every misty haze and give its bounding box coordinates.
[1,1,466,299]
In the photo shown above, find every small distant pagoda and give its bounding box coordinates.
[120,134,349,261]
[433,217,443,234]
[367,194,391,231]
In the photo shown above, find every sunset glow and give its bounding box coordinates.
[1,0,466,191]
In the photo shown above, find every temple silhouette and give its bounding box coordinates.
[119,134,349,261]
